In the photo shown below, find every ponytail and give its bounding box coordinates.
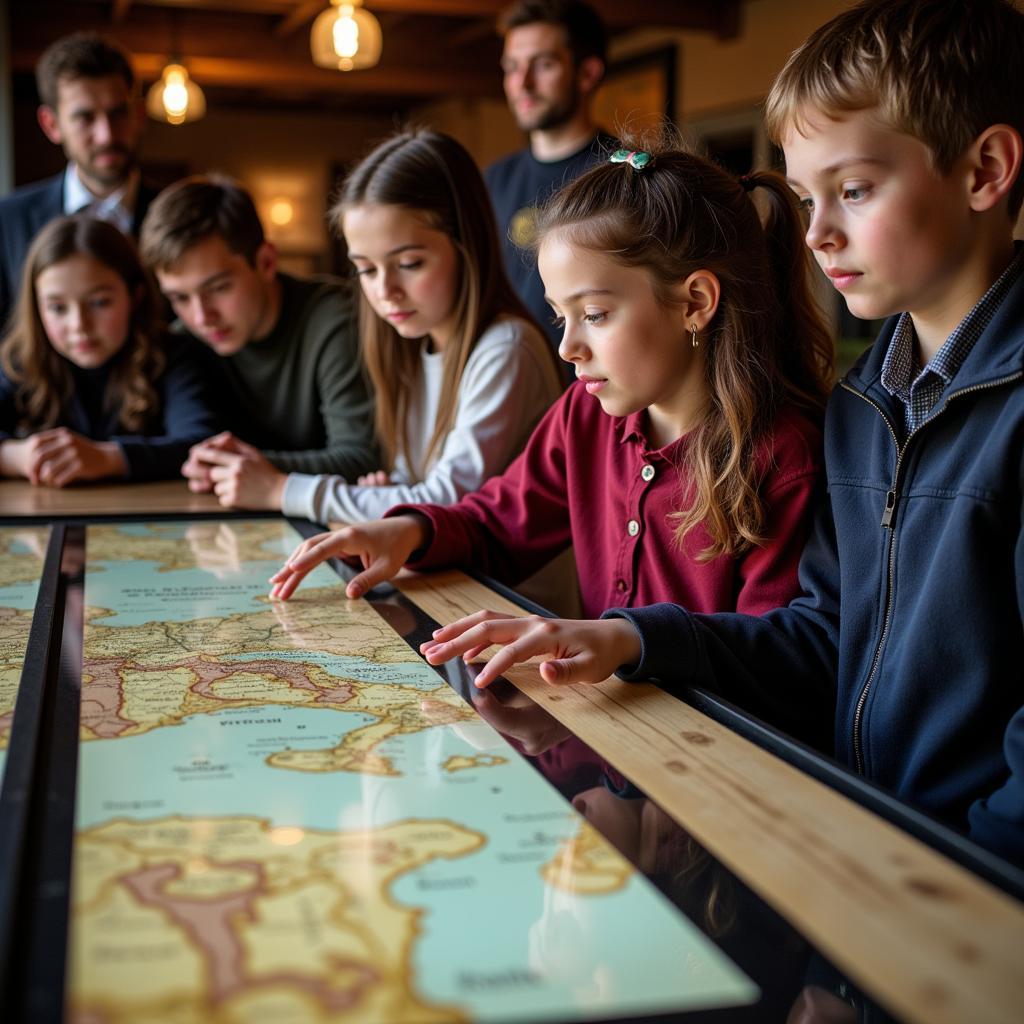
[741,170,834,417]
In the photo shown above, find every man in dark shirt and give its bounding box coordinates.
[0,33,157,333]
[484,1,612,366]
[139,175,377,510]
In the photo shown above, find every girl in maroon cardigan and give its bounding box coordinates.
[271,138,834,688]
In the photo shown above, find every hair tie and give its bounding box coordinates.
[738,174,756,192]
[610,149,651,171]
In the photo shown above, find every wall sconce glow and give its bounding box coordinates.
[310,0,382,72]
[146,63,206,125]
[269,198,295,227]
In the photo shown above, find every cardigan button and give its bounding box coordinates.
[616,578,628,592]
[627,519,640,537]
[641,464,655,482]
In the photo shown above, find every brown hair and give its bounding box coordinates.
[331,127,554,476]
[498,0,607,67]
[35,32,135,109]
[536,134,834,560]
[139,174,265,271]
[1,215,164,434]
[765,0,1024,216]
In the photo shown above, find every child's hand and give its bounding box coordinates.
[269,514,428,601]
[181,431,244,493]
[15,429,126,487]
[186,434,285,510]
[356,470,391,486]
[420,611,643,689]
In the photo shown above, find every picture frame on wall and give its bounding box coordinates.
[592,46,677,131]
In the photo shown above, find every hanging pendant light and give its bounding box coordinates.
[310,0,382,72]
[146,62,206,125]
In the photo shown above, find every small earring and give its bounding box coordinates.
[690,324,699,349]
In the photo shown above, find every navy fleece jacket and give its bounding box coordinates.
[608,274,1024,867]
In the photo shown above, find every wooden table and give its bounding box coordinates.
[1,491,1022,1023]
[0,479,226,518]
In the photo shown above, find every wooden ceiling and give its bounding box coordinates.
[10,0,743,113]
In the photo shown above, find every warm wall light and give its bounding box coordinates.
[269,198,295,227]
[146,63,206,125]
[310,0,382,71]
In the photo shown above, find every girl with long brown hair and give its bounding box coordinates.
[277,127,563,524]
[271,137,833,688]
[0,215,217,485]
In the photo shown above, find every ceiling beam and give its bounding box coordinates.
[128,0,740,33]
[274,0,321,37]
[128,51,498,96]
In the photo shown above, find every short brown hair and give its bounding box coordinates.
[765,0,1024,215]
[499,0,607,66]
[35,32,135,109]
[139,175,265,271]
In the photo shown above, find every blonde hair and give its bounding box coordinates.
[331,128,552,476]
[765,0,1024,216]
[1,215,164,434]
[536,134,833,560]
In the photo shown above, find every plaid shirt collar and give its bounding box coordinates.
[881,244,1024,432]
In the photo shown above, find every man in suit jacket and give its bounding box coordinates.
[0,32,156,332]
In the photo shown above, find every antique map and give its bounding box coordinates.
[68,520,757,1022]
[0,525,48,786]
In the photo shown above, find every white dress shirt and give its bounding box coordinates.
[63,164,139,235]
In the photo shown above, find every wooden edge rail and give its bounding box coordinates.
[395,568,1024,1024]
[0,480,226,519]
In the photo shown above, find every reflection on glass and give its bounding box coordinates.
[66,519,758,1022]
[491,685,865,1023]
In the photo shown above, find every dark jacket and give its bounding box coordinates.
[0,335,220,482]
[609,273,1024,867]
[0,170,159,333]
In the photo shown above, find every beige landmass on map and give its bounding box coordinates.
[0,526,48,588]
[442,754,508,773]
[86,521,289,574]
[0,605,37,751]
[0,527,47,751]
[540,821,634,895]
[69,815,483,1023]
[81,586,476,775]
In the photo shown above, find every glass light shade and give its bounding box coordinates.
[146,64,206,125]
[269,198,294,226]
[310,0,382,71]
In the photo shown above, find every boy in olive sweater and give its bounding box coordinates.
[140,175,377,508]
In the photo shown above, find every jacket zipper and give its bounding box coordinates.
[838,371,1022,774]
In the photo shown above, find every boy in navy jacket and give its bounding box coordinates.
[420,0,1024,868]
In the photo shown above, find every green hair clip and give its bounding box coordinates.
[609,149,651,170]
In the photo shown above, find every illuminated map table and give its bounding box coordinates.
[0,497,1022,1024]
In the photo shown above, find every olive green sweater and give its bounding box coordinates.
[193,272,377,478]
